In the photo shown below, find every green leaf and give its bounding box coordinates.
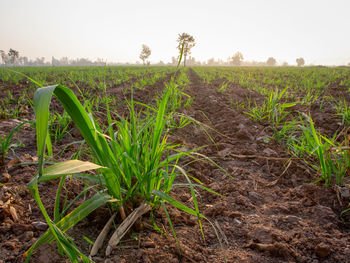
[152,190,204,218]
[83,236,94,246]
[34,85,57,176]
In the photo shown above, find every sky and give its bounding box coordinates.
[1,0,350,65]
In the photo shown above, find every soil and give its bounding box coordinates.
[1,68,350,263]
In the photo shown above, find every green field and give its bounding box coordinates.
[1,65,350,262]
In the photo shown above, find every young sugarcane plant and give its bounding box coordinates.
[0,121,26,168]
[27,83,223,261]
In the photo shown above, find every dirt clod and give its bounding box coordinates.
[31,221,48,231]
[315,242,331,258]
[2,241,17,250]
[11,223,33,235]
[19,231,34,242]
[251,227,274,244]
[0,173,10,183]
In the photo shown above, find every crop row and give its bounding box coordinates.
[193,66,350,190]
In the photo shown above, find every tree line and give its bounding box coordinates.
[1,33,310,67]
[0,49,106,66]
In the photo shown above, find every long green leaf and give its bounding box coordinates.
[34,85,121,199]
[34,85,57,176]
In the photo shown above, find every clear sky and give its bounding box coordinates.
[1,0,349,65]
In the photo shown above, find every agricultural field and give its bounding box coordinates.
[1,65,350,262]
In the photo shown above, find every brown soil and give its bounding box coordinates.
[1,69,350,263]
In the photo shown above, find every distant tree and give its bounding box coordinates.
[266,57,277,66]
[348,62,350,67]
[34,57,45,66]
[8,49,19,64]
[296,57,305,67]
[96,58,105,66]
[139,44,151,66]
[0,49,19,65]
[52,56,60,66]
[230,52,244,66]
[282,61,289,66]
[177,33,195,67]
[60,57,69,65]
[207,58,215,66]
[186,56,198,66]
[18,56,28,65]
[70,58,91,66]
[0,50,9,64]
[218,59,224,65]
[171,56,177,65]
